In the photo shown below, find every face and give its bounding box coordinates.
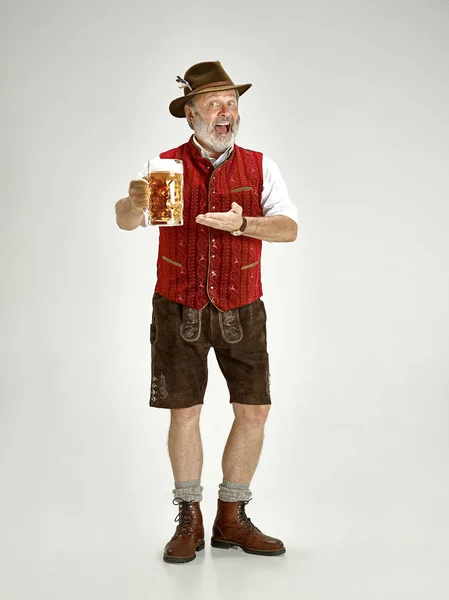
[185,90,240,156]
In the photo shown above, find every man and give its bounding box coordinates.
[115,61,298,563]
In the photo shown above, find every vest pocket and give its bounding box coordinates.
[241,260,259,271]
[231,186,253,193]
[162,255,182,268]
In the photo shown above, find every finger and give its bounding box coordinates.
[196,217,227,229]
[131,192,149,203]
[130,180,149,191]
[131,189,150,198]
[129,191,149,201]
[131,196,149,206]
[196,215,222,223]
[132,203,149,212]
[202,212,226,219]
[199,216,223,224]
[195,217,211,226]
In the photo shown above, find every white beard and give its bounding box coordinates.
[193,113,240,153]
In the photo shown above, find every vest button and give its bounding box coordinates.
[212,254,215,258]
[212,190,216,194]
[212,206,216,209]
[212,238,215,242]
[210,285,214,289]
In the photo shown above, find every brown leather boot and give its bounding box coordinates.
[163,499,205,563]
[211,498,286,556]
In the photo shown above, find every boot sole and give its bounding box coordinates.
[163,541,205,563]
[211,538,286,556]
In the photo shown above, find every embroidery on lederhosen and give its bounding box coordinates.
[218,308,244,344]
[180,306,203,342]
[150,372,169,404]
[159,373,168,399]
[150,376,158,404]
[266,372,271,397]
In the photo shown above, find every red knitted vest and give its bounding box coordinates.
[155,137,264,311]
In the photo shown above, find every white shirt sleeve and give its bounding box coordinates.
[261,156,298,224]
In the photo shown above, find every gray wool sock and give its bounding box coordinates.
[172,480,203,503]
[218,479,252,502]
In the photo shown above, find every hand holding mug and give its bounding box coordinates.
[128,179,150,212]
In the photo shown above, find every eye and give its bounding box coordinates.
[209,101,218,107]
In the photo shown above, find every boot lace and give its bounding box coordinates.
[237,498,258,532]
[173,497,195,537]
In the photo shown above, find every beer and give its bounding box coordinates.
[147,159,183,226]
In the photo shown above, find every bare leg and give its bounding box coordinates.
[168,405,203,481]
[221,404,271,483]
[213,404,286,556]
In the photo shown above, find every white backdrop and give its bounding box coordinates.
[1,0,448,598]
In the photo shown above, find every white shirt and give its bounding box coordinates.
[137,137,298,224]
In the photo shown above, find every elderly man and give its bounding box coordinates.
[115,61,298,563]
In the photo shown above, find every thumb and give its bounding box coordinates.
[231,202,242,214]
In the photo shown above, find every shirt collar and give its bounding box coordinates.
[192,135,233,167]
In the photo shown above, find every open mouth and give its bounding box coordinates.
[214,122,231,135]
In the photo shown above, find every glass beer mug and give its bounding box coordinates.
[144,158,184,226]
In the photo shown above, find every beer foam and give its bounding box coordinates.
[150,158,183,173]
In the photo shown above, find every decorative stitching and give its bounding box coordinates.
[180,306,203,342]
[150,376,158,404]
[218,309,243,344]
[159,373,168,399]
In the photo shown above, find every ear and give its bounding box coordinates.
[184,104,194,123]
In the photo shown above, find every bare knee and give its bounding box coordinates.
[232,403,271,427]
[170,404,202,426]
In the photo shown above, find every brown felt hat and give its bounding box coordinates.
[169,61,252,118]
